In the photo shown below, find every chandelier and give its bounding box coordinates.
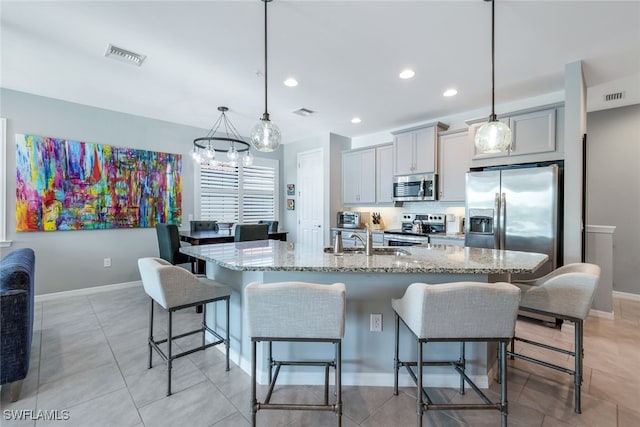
[192,106,253,166]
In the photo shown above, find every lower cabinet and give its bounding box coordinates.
[430,237,465,247]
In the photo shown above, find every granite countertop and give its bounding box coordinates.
[180,240,547,274]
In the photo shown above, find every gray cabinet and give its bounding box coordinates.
[430,236,465,247]
[438,129,472,201]
[342,143,393,206]
[375,144,394,204]
[342,148,376,204]
[468,104,563,164]
[392,122,448,175]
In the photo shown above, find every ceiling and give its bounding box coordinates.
[2,1,639,144]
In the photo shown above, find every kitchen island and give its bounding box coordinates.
[180,240,547,388]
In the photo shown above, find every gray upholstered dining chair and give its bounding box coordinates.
[392,281,521,427]
[245,281,346,427]
[190,220,218,232]
[234,223,269,242]
[137,257,231,396]
[508,262,601,414]
[155,223,195,273]
[257,220,278,233]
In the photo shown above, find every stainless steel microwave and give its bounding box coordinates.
[393,173,437,201]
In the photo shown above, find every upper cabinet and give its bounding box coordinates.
[468,103,564,167]
[392,122,449,175]
[342,148,376,205]
[342,143,393,206]
[375,144,394,204]
[438,129,473,202]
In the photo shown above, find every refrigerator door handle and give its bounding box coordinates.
[500,193,506,249]
[494,193,500,249]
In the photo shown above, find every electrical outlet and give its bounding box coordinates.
[103,258,112,268]
[370,314,382,332]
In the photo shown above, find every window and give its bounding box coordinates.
[197,158,279,224]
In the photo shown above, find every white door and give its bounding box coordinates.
[297,148,324,250]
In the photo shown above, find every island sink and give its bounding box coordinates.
[324,246,411,256]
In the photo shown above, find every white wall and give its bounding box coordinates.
[0,89,281,295]
[586,104,640,295]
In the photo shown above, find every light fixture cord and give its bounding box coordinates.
[263,0,269,120]
[490,0,496,121]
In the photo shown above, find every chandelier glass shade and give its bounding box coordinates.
[474,0,512,154]
[250,0,281,152]
[192,106,253,167]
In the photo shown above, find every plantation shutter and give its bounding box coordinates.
[199,164,240,223]
[198,158,278,224]
[241,163,276,223]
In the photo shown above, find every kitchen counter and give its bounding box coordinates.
[180,240,547,389]
[180,240,546,274]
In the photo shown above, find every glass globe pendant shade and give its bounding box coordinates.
[242,150,254,167]
[250,118,281,152]
[191,147,202,163]
[226,144,238,161]
[205,147,215,160]
[474,120,512,154]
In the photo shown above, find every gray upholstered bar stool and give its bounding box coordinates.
[392,282,521,427]
[137,257,231,396]
[245,281,346,427]
[508,262,601,413]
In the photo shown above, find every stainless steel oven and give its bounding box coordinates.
[383,233,430,246]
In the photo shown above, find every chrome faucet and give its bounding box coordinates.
[349,224,373,256]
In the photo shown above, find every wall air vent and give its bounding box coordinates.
[104,44,146,66]
[292,108,315,117]
[604,91,625,102]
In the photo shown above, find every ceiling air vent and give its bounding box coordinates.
[104,44,146,66]
[604,91,625,102]
[292,108,315,117]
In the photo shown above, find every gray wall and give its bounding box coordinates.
[0,89,282,295]
[586,103,640,295]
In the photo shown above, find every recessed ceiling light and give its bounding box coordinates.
[399,69,416,79]
[351,117,362,124]
[443,88,458,97]
[284,78,298,87]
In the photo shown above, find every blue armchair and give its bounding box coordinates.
[0,248,35,402]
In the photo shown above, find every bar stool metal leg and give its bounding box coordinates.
[167,310,173,396]
[394,313,400,396]
[499,341,508,427]
[225,297,230,371]
[575,319,583,414]
[251,340,257,427]
[336,341,342,427]
[417,339,423,427]
[148,298,154,369]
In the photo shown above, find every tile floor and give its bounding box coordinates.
[1,285,639,426]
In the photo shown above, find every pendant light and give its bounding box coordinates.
[250,0,281,152]
[474,0,512,154]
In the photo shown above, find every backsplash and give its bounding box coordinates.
[347,202,465,231]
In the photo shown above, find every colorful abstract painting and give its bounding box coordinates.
[15,134,182,231]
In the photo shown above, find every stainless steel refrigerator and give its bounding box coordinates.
[465,164,561,280]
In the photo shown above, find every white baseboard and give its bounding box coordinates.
[613,291,640,302]
[589,309,615,320]
[35,281,142,303]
